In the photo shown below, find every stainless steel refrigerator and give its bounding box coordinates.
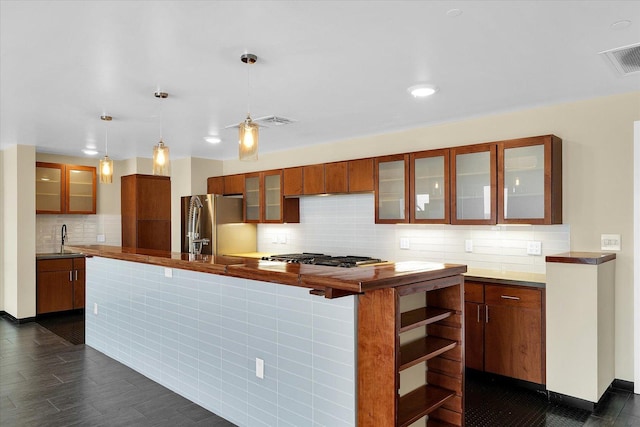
[180,194,257,256]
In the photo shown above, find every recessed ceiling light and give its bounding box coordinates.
[408,84,438,98]
[82,149,99,155]
[610,20,632,31]
[204,136,221,144]
[446,8,463,17]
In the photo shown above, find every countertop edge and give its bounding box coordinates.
[545,252,616,265]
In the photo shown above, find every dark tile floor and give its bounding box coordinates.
[0,314,235,427]
[2,313,639,426]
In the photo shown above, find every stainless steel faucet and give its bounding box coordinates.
[187,196,209,256]
[61,224,67,253]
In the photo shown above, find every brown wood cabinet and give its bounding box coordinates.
[207,174,245,195]
[303,164,325,195]
[244,170,299,223]
[37,257,85,314]
[121,174,171,251]
[451,143,497,225]
[497,135,562,224]
[283,167,303,196]
[464,281,545,384]
[348,158,374,192]
[375,155,410,223]
[358,275,464,426]
[36,162,97,214]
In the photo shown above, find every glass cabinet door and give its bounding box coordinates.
[66,165,96,214]
[498,135,562,224]
[264,172,282,222]
[501,144,544,220]
[375,155,409,223]
[244,175,260,222]
[451,144,496,224]
[36,162,64,213]
[410,149,449,223]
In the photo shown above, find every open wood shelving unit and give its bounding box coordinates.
[358,275,465,426]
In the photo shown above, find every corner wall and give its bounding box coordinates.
[3,145,36,319]
[0,149,4,312]
[225,91,640,381]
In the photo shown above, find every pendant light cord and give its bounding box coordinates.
[246,59,251,117]
[104,122,109,156]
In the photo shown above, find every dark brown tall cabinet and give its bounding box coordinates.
[121,174,171,251]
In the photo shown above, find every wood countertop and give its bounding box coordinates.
[66,245,467,296]
[545,251,616,265]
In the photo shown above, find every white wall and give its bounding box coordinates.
[0,149,4,312]
[634,120,640,393]
[3,145,36,319]
[225,92,640,382]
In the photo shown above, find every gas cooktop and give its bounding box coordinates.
[261,253,384,268]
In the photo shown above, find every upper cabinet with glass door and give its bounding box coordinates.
[375,155,409,223]
[498,135,562,224]
[410,149,450,223]
[36,162,96,214]
[451,144,497,225]
[244,170,299,224]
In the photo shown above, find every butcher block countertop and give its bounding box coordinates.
[65,245,467,295]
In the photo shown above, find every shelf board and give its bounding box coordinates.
[399,336,457,371]
[398,384,455,427]
[399,307,453,333]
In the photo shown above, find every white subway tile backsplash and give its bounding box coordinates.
[36,213,121,252]
[258,193,570,274]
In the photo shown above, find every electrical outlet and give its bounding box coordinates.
[271,235,278,244]
[278,234,287,244]
[96,234,106,243]
[526,241,542,255]
[164,268,173,278]
[256,358,264,379]
[93,302,98,315]
[400,238,410,250]
[465,240,473,253]
[601,234,621,251]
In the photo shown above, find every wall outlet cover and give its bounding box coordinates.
[256,358,264,379]
[96,234,106,243]
[526,241,542,255]
[164,268,173,278]
[465,240,473,253]
[400,238,410,250]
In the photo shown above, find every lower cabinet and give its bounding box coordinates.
[358,275,465,426]
[464,281,545,384]
[37,257,85,314]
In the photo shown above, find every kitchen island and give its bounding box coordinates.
[68,245,466,427]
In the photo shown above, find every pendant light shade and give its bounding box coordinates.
[153,140,170,175]
[239,53,259,161]
[99,115,113,184]
[153,91,170,175]
[239,114,259,161]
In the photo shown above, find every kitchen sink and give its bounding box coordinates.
[36,251,84,259]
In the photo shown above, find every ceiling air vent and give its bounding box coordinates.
[225,115,296,129]
[600,42,640,76]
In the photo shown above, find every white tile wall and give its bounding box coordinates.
[258,193,570,274]
[36,214,121,252]
[86,257,356,427]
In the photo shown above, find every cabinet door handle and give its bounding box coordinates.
[501,295,520,300]
[477,305,480,323]
[485,305,489,323]
[75,270,78,281]
[69,271,73,282]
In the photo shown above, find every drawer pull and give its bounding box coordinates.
[501,295,520,300]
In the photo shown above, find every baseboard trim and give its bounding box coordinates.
[0,312,36,324]
[548,391,595,411]
[612,379,635,393]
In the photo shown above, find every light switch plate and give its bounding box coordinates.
[526,241,542,255]
[601,234,621,251]
[465,240,473,253]
[400,238,410,250]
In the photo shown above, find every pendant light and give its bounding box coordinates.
[99,115,113,184]
[152,91,170,175]
[239,53,259,161]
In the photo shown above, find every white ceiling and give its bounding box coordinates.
[1,1,639,161]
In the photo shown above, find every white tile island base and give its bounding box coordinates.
[85,256,356,427]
